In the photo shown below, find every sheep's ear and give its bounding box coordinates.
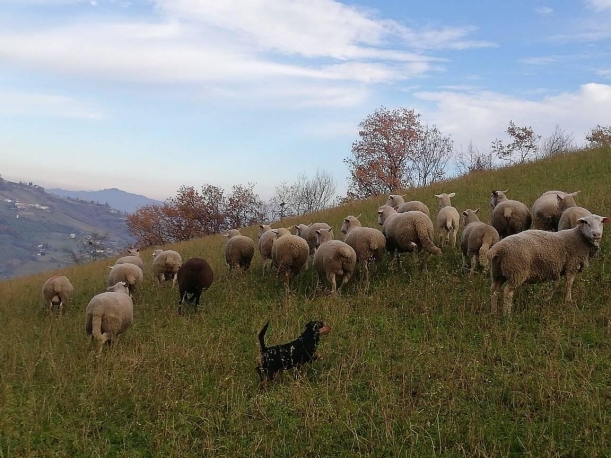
[570,191,581,196]
[315,229,321,235]
[356,213,361,219]
[462,210,468,217]
[223,234,229,238]
[502,189,509,194]
[326,227,333,233]
[475,208,480,214]
[603,217,611,224]
[448,192,456,198]
[293,225,299,230]
[434,194,441,198]
[557,195,563,202]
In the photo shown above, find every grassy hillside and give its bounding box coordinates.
[2,148,611,457]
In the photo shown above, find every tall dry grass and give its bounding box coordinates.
[2,147,611,456]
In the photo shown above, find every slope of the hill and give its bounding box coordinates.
[1,147,611,456]
[0,179,135,279]
[47,187,163,213]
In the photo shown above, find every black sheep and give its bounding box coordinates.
[176,257,214,313]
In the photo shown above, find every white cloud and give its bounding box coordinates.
[597,68,611,77]
[414,83,611,150]
[535,6,554,14]
[0,90,104,119]
[155,0,494,56]
[585,0,611,11]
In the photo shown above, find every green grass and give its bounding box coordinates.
[2,148,611,457]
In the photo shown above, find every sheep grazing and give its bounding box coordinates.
[259,226,288,275]
[385,194,431,217]
[177,257,214,314]
[86,281,133,355]
[460,209,500,277]
[490,189,532,239]
[271,229,310,291]
[434,193,460,248]
[557,192,591,231]
[107,263,143,297]
[114,247,144,271]
[532,190,570,231]
[487,214,611,315]
[294,223,333,268]
[152,249,182,288]
[313,227,357,294]
[340,215,386,284]
[377,205,441,269]
[41,275,74,313]
[224,229,255,272]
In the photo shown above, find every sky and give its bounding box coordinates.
[1,0,611,202]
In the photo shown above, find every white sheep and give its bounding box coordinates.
[490,189,532,238]
[434,192,460,248]
[377,205,441,269]
[41,275,74,313]
[532,190,569,231]
[152,249,182,288]
[107,263,143,297]
[313,227,357,294]
[114,247,144,270]
[86,281,134,355]
[340,215,386,285]
[259,227,291,274]
[487,214,611,315]
[223,229,255,272]
[385,194,431,217]
[294,222,333,268]
[271,229,310,291]
[460,209,500,277]
[557,192,591,231]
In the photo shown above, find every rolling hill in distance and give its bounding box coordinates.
[47,187,163,214]
[0,178,143,279]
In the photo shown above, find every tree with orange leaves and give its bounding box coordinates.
[344,106,452,199]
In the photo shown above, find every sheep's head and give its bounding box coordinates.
[577,214,611,247]
[435,192,455,209]
[107,281,130,295]
[341,215,361,234]
[490,189,509,209]
[315,227,333,247]
[377,205,395,226]
[462,208,480,227]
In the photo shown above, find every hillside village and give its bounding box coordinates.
[0,178,135,279]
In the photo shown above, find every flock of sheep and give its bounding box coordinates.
[40,188,610,355]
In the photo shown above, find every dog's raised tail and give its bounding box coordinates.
[258,321,270,352]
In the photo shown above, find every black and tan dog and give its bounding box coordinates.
[256,320,331,384]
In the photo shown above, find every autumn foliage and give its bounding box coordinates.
[344,106,452,199]
[126,184,264,247]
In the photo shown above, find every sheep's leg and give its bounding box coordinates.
[490,279,504,314]
[450,230,457,248]
[328,273,337,294]
[338,272,351,292]
[469,254,478,277]
[564,274,576,302]
[502,285,515,316]
[172,273,178,289]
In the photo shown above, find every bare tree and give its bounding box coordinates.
[539,125,574,158]
[225,183,265,229]
[412,125,453,186]
[292,169,337,215]
[269,169,337,217]
[491,121,541,164]
[455,141,495,175]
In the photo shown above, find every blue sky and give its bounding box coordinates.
[1,0,610,201]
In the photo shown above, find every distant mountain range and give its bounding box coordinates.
[47,188,163,214]
[0,179,140,279]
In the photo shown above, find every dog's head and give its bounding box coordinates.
[305,320,331,337]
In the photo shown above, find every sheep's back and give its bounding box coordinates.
[558,207,592,231]
[272,235,309,267]
[178,258,213,290]
[345,227,386,261]
[85,292,133,335]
